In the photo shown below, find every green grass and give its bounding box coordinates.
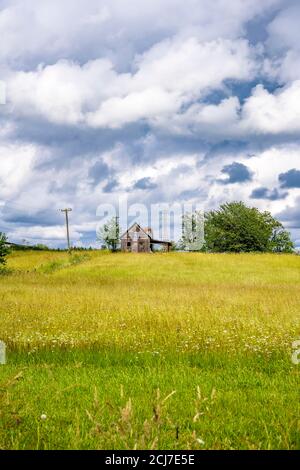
[0,250,299,449]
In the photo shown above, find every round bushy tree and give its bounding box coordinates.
[96,217,120,252]
[204,202,294,253]
[0,232,9,265]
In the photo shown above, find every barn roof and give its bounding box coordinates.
[120,223,151,239]
[120,223,172,245]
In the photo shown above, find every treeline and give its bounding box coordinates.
[7,243,94,252]
[0,234,95,268]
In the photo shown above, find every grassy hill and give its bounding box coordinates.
[0,250,299,449]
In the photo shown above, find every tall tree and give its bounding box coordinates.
[204,202,294,253]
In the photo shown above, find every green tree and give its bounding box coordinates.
[97,217,120,252]
[270,227,294,253]
[180,211,205,251]
[204,202,294,253]
[0,232,10,265]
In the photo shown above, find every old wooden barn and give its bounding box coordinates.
[120,223,172,253]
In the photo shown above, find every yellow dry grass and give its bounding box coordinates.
[1,250,299,355]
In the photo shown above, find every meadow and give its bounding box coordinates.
[0,250,299,450]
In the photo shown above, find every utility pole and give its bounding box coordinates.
[114,215,120,252]
[60,208,72,252]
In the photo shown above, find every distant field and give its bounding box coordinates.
[0,250,299,449]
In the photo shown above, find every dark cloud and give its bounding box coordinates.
[279,169,300,188]
[220,162,253,184]
[3,113,150,172]
[49,179,79,195]
[133,177,157,190]
[250,187,288,201]
[245,13,271,45]
[88,160,110,183]
[103,179,119,193]
[1,207,61,226]
[276,197,300,229]
[179,188,201,200]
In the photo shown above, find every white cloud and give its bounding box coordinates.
[0,143,37,198]
[0,0,281,67]
[8,35,300,139]
[241,81,300,134]
[247,145,300,187]
[153,96,241,137]
[277,50,300,82]
[195,144,300,217]
[7,38,257,129]
[154,80,300,137]
[266,3,300,83]
[267,3,300,52]
[133,38,256,96]
[8,225,82,242]
[8,59,130,125]
[87,88,179,129]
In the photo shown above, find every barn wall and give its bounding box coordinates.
[121,225,152,252]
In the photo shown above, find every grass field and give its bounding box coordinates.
[0,250,299,449]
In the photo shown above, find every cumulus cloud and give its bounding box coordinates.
[7,38,258,130]
[8,225,82,243]
[0,0,282,67]
[267,3,300,52]
[276,197,300,236]
[279,169,300,188]
[133,177,157,191]
[250,187,288,200]
[219,162,253,184]
[241,81,300,134]
[157,80,300,138]
[8,59,128,125]
[0,143,37,198]
[4,4,300,140]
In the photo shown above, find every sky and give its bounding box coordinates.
[0,0,300,248]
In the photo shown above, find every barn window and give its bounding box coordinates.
[127,241,131,247]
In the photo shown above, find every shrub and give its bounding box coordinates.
[0,232,9,265]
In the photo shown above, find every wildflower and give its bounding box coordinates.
[197,438,205,445]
